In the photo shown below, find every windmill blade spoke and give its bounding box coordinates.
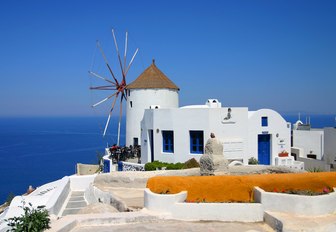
[97,40,119,85]
[125,48,139,76]
[92,92,118,107]
[123,31,128,73]
[103,95,118,137]
[88,71,116,85]
[90,86,116,90]
[112,29,126,80]
[103,114,111,137]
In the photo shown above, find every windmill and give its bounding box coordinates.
[89,29,139,146]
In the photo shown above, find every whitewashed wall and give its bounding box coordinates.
[248,109,291,165]
[126,88,179,146]
[293,129,324,159]
[324,127,336,164]
[141,106,249,164]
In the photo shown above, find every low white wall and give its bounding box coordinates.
[274,156,304,170]
[254,187,336,216]
[45,177,70,216]
[69,174,96,191]
[297,157,330,171]
[0,176,70,231]
[144,189,263,222]
[84,184,127,212]
[144,187,336,222]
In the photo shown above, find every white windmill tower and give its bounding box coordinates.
[125,59,180,146]
[88,29,138,146]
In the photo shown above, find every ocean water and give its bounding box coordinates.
[283,114,336,128]
[0,114,335,204]
[0,117,125,204]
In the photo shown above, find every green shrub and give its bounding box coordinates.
[183,158,200,169]
[248,157,258,165]
[166,162,184,170]
[145,160,184,171]
[144,162,157,171]
[6,201,50,232]
[308,167,322,172]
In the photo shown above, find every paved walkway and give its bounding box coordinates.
[70,220,273,232]
[265,211,336,232]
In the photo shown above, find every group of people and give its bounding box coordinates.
[108,144,141,163]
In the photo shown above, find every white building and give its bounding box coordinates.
[292,121,336,164]
[140,100,291,165]
[128,62,291,165]
[248,109,291,165]
[126,60,179,146]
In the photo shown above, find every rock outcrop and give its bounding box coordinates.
[199,154,214,176]
[204,137,229,173]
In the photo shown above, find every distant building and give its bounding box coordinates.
[292,119,336,166]
[126,61,291,165]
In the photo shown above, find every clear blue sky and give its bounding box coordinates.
[0,0,335,117]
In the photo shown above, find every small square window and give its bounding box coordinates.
[262,117,268,127]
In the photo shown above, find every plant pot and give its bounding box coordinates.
[278,153,288,157]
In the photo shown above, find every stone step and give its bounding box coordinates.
[66,201,87,209]
[71,191,84,197]
[61,191,87,216]
[69,196,85,201]
[62,208,82,216]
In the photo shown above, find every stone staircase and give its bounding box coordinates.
[62,191,87,216]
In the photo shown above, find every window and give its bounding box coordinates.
[133,137,138,146]
[162,131,174,153]
[262,117,268,127]
[190,131,204,154]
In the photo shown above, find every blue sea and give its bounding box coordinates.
[0,117,125,204]
[0,114,335,204]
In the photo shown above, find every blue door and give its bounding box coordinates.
[258,134,271,165]
[103,159,110,173]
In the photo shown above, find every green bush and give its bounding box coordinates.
[145,160,184,171]
[248,157,258,165]
[166,162,184,170]
[144,162,157,171]
[6,201,50,232]
[145,159,200,171]
[308,167,322,172]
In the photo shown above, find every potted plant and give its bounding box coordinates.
[278,150,289,157]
